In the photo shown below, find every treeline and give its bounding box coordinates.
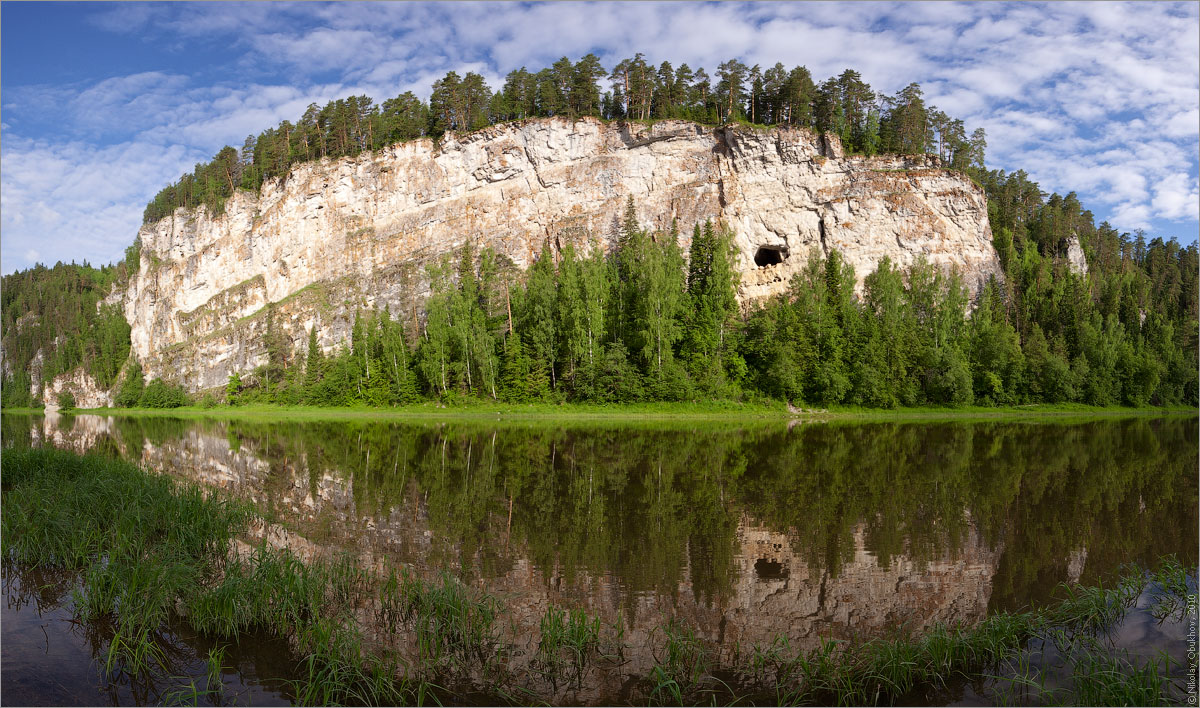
[143,55,983,223]
[0,261,132,408]
[978,169,1199,406]
[225,205,738,405]
[222,200,1197,410]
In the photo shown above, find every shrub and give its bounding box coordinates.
[56,391,77,411]
[114,361,145,407]
[139,379,189,408]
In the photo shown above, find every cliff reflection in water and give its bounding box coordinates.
[6,413,1196,655]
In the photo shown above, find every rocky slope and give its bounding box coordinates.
[122,117,1001,391]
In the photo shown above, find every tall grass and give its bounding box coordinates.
[536,606,604,688]
[2,448,248,676]
[1146,555,1196,622]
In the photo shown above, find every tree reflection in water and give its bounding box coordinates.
[5,413,1196,650]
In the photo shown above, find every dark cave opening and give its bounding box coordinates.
[754,558,789,580]
[754,245,788,268]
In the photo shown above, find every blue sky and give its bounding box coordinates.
[2,1,1197,274]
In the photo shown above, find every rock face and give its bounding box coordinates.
[1066,234,1089,275]
[42,367,113,410]
[122,117,1000,391]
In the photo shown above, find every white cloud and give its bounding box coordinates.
[3,0,1197,274]
[1,137,205,270]
[1151,172,1200,220]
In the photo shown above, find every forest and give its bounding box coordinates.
[141,55,984,223]
[0,257,132,408]
[2,54,1195,411]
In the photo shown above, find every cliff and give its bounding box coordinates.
[122,117,1001,391]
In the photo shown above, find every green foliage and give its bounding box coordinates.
[1,369,37,408]
[226,372,243,405]
[681,222,740,395]
[114,360,145,408]
[1,261,132,404]
[139,379,189,408]
[975,168,1198,408]
[56,391,77,410]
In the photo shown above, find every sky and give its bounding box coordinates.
[1,1,1197,274]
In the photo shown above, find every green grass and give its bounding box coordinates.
[2,448,249,679]
[40,399,1196,426]
[647,618,717,705]
[536,606,605,688]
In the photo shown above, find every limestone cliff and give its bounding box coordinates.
[122,117,1000,391]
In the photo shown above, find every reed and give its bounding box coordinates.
[536,606,604,686]
[2,448,247,676]
[1147,555,1195,622]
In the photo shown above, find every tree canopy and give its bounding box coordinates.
[142,55,988,224]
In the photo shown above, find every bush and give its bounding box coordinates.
[114,361,145,407]
[139,379,189,408]
[56,391,77,411]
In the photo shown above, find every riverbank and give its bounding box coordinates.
[5,400,1195,424]
[3,447,1194,706]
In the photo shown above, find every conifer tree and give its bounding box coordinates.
[556,243,588,387]
[520,240,559,391]
[303,326,324,402]
[682,221,739,391]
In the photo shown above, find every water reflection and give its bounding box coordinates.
[1,558,293,706]
[3,413,1196,660]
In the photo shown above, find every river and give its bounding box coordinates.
[2,412,1196,705]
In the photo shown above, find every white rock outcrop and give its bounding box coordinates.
[122,117,1001,391]
[42,367,113,410]
[1066,234,1089,275]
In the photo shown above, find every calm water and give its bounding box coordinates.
[2,412,1197,704]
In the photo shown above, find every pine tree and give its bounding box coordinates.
[226,372,243,406]
[499,329,531,402]
[520,240,559,390]
[682,221,739,391]
[303,326,324,402]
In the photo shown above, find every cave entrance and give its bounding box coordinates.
[754,558,789,580]
[754,245,788,268]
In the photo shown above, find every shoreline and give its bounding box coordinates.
[4,401,1195,424]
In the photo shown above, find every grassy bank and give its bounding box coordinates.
[12,400,1196,424]
[3,447,1194,706]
